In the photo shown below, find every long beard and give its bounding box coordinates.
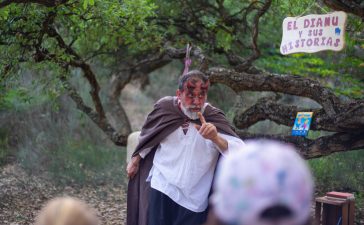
[180,103,200,120]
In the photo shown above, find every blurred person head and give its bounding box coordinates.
[177,70,210,120]
[35,197,100,225]
[209,140,314,225]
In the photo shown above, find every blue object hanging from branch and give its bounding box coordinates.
[291,112,313,136]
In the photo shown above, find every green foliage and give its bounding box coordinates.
[60,140,123,184]
[19,139,125,185]
[256,0,364,99]
[0,0,163,137]
[0,64,66,111]
[200,15,217,29]
[0,71,127,185]
[309,149,364,193]
[1,0,362,102]
[83,0,95,9]
[1,0,363,186]
[216,29,233,51]
[1,87,32,110]
[9,99,127,186]
[309,149,364,219]
[255,51,364,98]
[0,0,160,86]
[276,0,320,17]
[153,0,266,56]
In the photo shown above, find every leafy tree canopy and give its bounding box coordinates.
[0,0,363,158]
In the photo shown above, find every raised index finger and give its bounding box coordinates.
[198,112,206,124]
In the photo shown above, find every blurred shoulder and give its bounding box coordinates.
[205,103,224,115]
[156,96,175,105]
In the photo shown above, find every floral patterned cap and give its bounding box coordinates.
[211,140,314,225]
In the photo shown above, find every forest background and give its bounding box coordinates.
[0,0,363,224]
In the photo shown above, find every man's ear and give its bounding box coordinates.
[176,89,181,98]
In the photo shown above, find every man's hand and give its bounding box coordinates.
[127,155,141,179]
[194,112,218,141]
[195,112,228,151]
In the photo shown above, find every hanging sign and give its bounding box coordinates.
[292,112,313,136]
[280,11,347,55]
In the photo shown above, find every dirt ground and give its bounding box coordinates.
[1,163,363,225]
[0,164,127,225]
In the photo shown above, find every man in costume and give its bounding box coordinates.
[126,70,244,225]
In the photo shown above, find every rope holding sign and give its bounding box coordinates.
[182,43,192,75]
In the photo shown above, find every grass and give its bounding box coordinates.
[309,149,364,221]
[17,133,127,186]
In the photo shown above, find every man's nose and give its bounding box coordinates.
[193,97,202,105]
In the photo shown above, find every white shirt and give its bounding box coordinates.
[141,122,244,212]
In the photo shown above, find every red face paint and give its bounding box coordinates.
[178,78,209,112]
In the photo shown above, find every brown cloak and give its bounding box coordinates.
[127,96,239,225]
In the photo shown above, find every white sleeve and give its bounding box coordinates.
[139,148,152,158]
[215,133,245,156]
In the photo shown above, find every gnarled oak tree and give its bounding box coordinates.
[0,0,363,158]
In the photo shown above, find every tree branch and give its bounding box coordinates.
[107,72,133,137]
[234,97,364,132]
[45,25,108,125]
[237,0,272,70]
[206,67,341,116]
[0,0,68,8]
[34,11,130,145]
[60,77,128,146]
[323,0,364,19]
[224,0,272,70]
[236,130,364,159]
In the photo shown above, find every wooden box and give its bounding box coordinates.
[315,192,355,225]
